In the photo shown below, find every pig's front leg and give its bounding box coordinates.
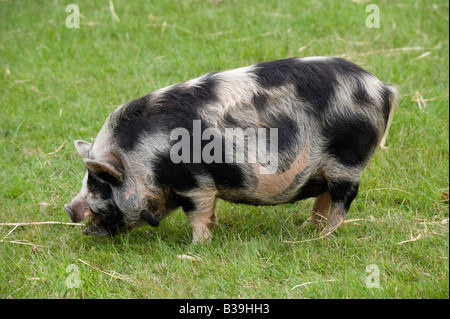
[179,188,218,244]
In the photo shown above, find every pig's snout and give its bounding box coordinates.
[64,204,76,222]
[64,200,92,223]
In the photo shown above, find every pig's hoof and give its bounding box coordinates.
[192,234,213,245]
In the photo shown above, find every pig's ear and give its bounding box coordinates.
[84,159,123,184]
[74,140,92,158]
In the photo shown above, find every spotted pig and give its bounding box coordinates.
[64,57,396,243]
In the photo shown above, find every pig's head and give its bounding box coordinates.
[64,140,162,236]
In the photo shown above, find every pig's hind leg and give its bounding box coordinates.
[302,191,331,227]
[325,179,360,232]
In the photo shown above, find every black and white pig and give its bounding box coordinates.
[64,57,396,243]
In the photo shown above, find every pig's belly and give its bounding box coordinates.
[217,176,328,206]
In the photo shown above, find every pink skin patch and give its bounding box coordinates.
[82,208,92,219]
[143,189,158,199]
[252,142,310,198]
[124,188,135,200]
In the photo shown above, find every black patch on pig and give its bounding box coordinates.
[252,57,372,114]
[87,171,112,200]
[251,92,300,158]
[85,171,126,235]
[328,179,360,210]
[205,161,246,189]
[253,58,335,111]
[253,58,303,88]
[113,74,218,151]
[292,177,328,201]
[175,194,196,213]
[270,115,298,156]
[322,116,379,167]
[96,171,121,187]
[352,77,373,105]
[112,94,151,151]
[154,153,246,192]
[94,203,125,236]
[202,127,247,189]
[153,155,201,192]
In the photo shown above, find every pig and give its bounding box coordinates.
[64,57,396,243]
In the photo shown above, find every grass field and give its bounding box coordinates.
[0,0,448,299]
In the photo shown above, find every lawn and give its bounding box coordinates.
[0,0,448,299]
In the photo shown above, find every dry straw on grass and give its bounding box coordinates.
[0,221,82,227]
[0,221,82,247]
[290,279,336,291]
[78,258,133,283]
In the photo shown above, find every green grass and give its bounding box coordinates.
[0,0,448,299]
